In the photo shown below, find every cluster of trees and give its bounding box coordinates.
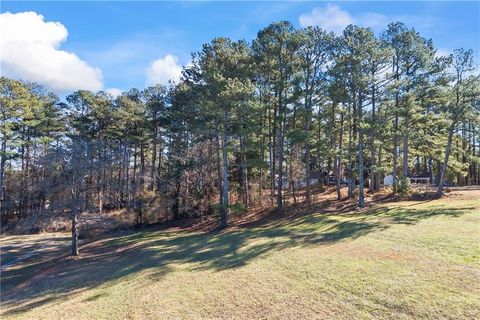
[1,21,479,254]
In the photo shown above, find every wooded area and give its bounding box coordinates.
[1,21,479,255]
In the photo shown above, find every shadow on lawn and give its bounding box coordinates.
[1,203,474,316]
[0,236,71,295]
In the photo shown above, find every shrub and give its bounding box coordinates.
[397,176,411,195]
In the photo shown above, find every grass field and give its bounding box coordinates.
[1,192,479,319]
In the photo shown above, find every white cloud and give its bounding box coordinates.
[357,12,389,28]
[299,4,355,34]
[146,54,182,86]
[299,4,435,34]
[0,11,102,92]
[105,88,122,98]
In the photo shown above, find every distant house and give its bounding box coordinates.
[408,173,430,184]
[383,173,431,185]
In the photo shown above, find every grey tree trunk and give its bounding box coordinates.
[276,83,285,212]
[402,117,409,178]
[133,144,137,191]
[243,164,249,207]
[0,139,6,205]
[220,111,229,229]
[304,91,313,205]
[71,194,79,256]
[370,85,376,191]
[268,106,275,204]
[241,137,249,208]
[124,139,131,208]
[377,146,382,189]
[157,144,162,189]
[472,124,477,184]
[428,156,433,184]
[215,133,224,225]
[392,60,399,194]
[436,121,456,197]
[140,142,145,190]
[277,118,285,212]
[392,115,399,194]
[336,113,344,200]
[358,96,365,208]
[347,103,354,198]
[305,146,311,204]
[435,160,441,186]
[99,187,103,215]
[150,116,158,191]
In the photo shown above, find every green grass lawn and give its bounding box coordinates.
[1,197,479,319]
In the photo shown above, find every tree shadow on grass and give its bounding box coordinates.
[1,203,475,316]
[366,205,473,225]
[1,236,71,293]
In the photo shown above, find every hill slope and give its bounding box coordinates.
[1,195,479,319]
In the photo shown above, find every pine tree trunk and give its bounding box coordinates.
[435,160,441,186]
[304,95,313,205]
[157,144,162,189]
[0,139,6,204]
[428,156,433,184]
[268,105,275,204]
[22,128,31,217]
[150,138,157,191]
[215,133,223,216]
[220,113,229,229]
[403,117,409,178]
[140,142,145,190]
[370,84,376,191]
[241,137,249,208]
[358,96,365,208]
[347,106,354,198]
[331,101,337,198]
[99,187,103,215]
[392,60,399,194]
[392,115,399,194]
[70,180,80,256]
[472,124,477,184]
[436,121,456,197]
[277,118,285,212]
[377,146,382,189]
[276,85,284,212]
[125,140,131,208]
[336,113,344,200]
[133,144,137,194]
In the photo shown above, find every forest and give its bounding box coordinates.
[1,21,479,255]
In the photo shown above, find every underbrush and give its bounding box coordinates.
[2,185,474,239]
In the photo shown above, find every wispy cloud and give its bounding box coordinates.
[299,4,438,34]
[299,4,354,34]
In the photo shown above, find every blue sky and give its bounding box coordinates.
[1,1,479,95]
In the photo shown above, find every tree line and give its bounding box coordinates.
[1,21,479,254]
